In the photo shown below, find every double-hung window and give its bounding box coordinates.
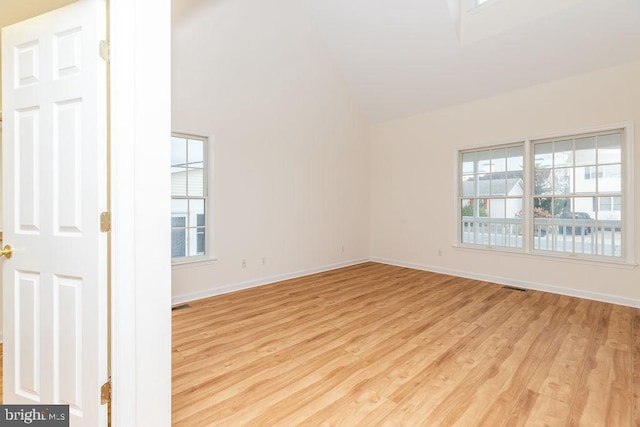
[458,125,633,263]
[461,144,524,249]
[171,133,208,260]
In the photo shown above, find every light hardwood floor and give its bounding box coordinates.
[172,262,639,426]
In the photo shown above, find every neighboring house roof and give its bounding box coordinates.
[463,177,523,197]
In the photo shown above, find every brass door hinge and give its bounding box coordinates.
[100,212,112,232]
[101,378,112,405]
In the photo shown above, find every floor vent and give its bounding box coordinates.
[172,303,191,311]
[502,286,527,292]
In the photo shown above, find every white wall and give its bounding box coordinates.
[171,0,370,301]
[371,60,640,306]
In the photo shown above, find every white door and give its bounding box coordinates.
[1,1,108,426]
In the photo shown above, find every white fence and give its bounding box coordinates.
[461,217,622,257]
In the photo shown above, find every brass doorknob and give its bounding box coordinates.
[0,244,14,259]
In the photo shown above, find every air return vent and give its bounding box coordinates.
[502,286,527,292]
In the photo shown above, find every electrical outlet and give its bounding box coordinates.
[241,259,247,268]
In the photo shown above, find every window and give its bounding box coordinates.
[171,133,208,259]
[460,144,524,249]
[533,131,623,257]
[458,126,632,262]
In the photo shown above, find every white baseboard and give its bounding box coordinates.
[171,256,640,308]
[371,257,640,309]
[171,258,370,305]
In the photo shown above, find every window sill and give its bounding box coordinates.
[453,244,638,270]
[171,256,218,269]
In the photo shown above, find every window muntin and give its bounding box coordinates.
[171,133,208,259]
[458,128,628,261]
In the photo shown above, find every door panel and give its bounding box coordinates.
[2,1,107,425]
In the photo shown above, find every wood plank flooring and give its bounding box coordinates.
[172,262,640,426]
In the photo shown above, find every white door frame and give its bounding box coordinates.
[109,0,171,425]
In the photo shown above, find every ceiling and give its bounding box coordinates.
[307,0,640,122]
[0,0,77,29]
[2,0,639,123]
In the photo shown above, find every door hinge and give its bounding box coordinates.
[100,212,112,232]
[101,378,112,405]
[99,40,110,62]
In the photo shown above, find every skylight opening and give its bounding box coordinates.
[449,0,586,45]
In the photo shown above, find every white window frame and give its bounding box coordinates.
[454,123,635,267]
[171,131,215,265]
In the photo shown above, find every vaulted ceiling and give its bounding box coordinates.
[307,0,640,122]
[2,0,640,123]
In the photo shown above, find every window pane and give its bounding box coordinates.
[476,150,491,173]
[506,146,523,171]
[171,229,186,258]
[553,197,571,216]
[534,143,553,168]
[462,152,475,174]
[597,133,621,164]
[189,199,205,228]
[187,228,204,257]
[461,199,475,244]
[462,176,475,197]
[490,174,505,196]
[461,199,474,217]
[171,167,187,196]
[553,168,572,195]
[171,199,188,218]
[187,167,205,197]
[196,227,206,254]
[533,197,552,217]
[490,148,506,172]
[613,196,621,211]
[477,179,490,197]
[598,166,621,193]
[554,139,573,167]
[574,136,596,166]
[490,199,505,219]
[599,197,612,211]
[478,199,489,218]
[534,169,552,195]
[171,216,186,228]
[171,136,187,167]
[188,138,204,166]
[507,197,523,218]
[572,197,594,219]
[575,167,596,193]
